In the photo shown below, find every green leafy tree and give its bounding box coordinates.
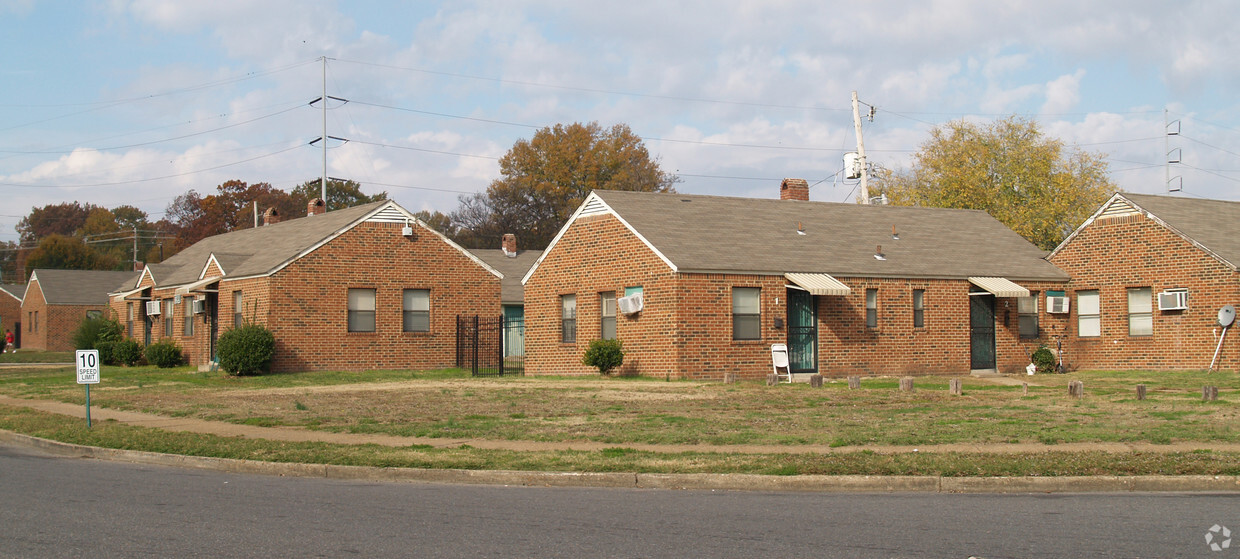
[25,234,118,272]
[451,122,678,249]
[412,210,456,237]
[291,178,386,211]
[16,202,98,245]
[871,116,1117,250]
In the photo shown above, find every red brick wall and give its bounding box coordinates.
[1050,214,1240,371]
[0,292,21,348]
[525,214,678,377]
[264,221,500,372]
[527,212,1069,379]
[21,280,112,352]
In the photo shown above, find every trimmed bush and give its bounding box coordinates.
[144,340,184,368]
[582,338,624,375]
[72,316,124,351]
[94,340,118,366]
[217,324,276,376]
[1032,346,1058,374]
[113,339,143,367]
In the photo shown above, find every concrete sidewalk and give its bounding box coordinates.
[5,393,1240,493]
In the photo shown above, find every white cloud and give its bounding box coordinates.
[1041,69,1086,115]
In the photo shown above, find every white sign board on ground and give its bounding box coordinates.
[76,350,100,384]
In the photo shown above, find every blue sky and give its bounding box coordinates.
[3,0,1240,245]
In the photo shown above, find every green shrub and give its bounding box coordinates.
[72,315,124,351]
[217,324,276,376]
[582,339,624,375]
[94,340,118,366]
[1032,345,1058,374]
[113,339,143,366]
[144,340,184,368]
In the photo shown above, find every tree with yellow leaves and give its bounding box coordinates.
[872,116,1116,250]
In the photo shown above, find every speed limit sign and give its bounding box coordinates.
[76,349,100,384]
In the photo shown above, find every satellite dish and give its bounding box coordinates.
[1219,305,1236,328]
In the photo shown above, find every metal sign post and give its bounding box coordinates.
[75,350,100,428]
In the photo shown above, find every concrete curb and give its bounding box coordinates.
[6,430,1240,493]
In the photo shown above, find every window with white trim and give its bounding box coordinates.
[183,298,194,336]
[561,294,577,343]
[1077,290,1100,338]
[165,299,174,335]
[732,287,761,340]
[600,292,616,340]
[1018,292,1039,338]
[1128,287,1153,336]
[348,288,376,332]
[865,289,878,329]
[233,291,244,328]
[403,289,430,332]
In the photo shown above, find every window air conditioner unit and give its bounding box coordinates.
[145,301,161,315]
[1046,296,1070,314]
[192,299,207,314]
[1157,290,1188,311]
[616,292,644,315]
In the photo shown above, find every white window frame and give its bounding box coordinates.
[403,289,430,333]
[732,287,761,341]
[1018,292,1039,338]
[1128,287,1153,336]
[1078,290,1100,338]
[348,288,376,333]
[561,294,577,343]
[600,292,616,340]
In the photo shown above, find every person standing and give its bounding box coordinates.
[3,329,12,353]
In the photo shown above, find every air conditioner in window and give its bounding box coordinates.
[1046,296,1070,314]
[145,300,161,315]
[191,299,207,314]
[1157,290,1188,311]
[617,292,644,315]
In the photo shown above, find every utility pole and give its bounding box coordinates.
[1165,108,1181,193]
[321,56,328,208]
[132,225,138,271]
[851,91,870,204]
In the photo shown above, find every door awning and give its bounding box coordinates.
[111,286,147,300]
[174,276,222,296]
[784,273,851,296]
[968,277,1029,298]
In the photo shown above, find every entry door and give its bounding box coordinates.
[207,291,219,362]
[970,294,996,370]
[787,289,817,373]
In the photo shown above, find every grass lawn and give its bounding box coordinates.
[1,365,1238,475]
[0,350,74,364]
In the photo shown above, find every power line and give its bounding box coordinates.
[0,144,302,188]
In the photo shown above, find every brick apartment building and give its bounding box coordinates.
[22,269,139,351]
[109,199,503,372]
[1049,192,1240,371]
[1,283,26,349]
[521,181,1070,380]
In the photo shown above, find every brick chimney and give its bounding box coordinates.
[780,178,809,201]
[502,234,518,257]
[262,207,281,226]
[307,198,326,216]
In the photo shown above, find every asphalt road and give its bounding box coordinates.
[2,443,1238,558]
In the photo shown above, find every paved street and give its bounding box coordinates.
[2,443,1238,558]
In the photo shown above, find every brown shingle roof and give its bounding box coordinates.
[1119,193,1240,269]
[470,249,543,304]
[578,190,1068,281]
[30,269,141,305]
[145,201,389,287]
[0,283,25,302]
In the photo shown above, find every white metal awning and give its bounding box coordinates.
[784,273,851,296]
[968,277,1030,298]
[111,286,147,301]
[174,276,222,296]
